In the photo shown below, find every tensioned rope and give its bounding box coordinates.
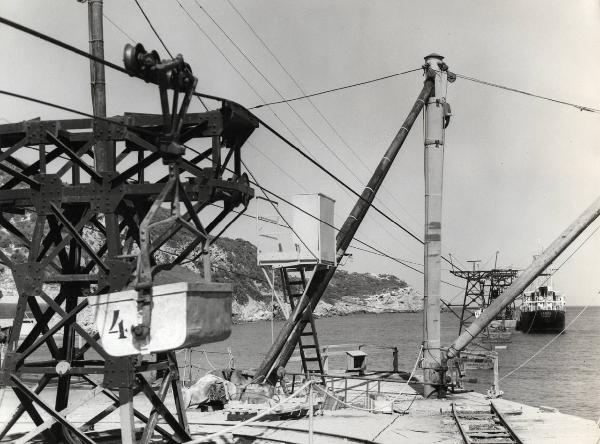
[227,0,424,232]
[251,69,423,109]
[195,0,426,262]
[252,69,600,115]
[453,72,600,114]
[499,302,594,382]
[2,15,597,117]
[102,14,136,43]
[0,16,462,272]
[8,140,429,287]
[0,16,464,271]
[0,86,464,290]
[0,87,446,271]
[179,1,439,269]
[132,0,173,58]
[173,0,317,160]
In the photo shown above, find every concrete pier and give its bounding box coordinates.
[1,378,598,443]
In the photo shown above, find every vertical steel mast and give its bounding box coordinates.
[422,54,451,398]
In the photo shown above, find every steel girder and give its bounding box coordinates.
[0,102,257,442]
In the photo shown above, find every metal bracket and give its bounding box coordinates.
[13,262,44,295]
[30,174,62,215]
[90,172,124,213]
[0,352,19,386]
[23,120,58,145]
[98,258,135,293]
[93,119,126,142]
[103,356,138,389]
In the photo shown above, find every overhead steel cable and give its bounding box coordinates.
[498,221,600,382]
[193,1,374,191]
[0,16,130,77]
[246,142,310,193]
[0,89,153,136]
[0,83,461,273]
[0,15,461,270]
[132,0,174,58]
[179,142,430,275]
[0,13,417,112]
[215,0,424,245]
[192,1,424,261]
[453,72,600,114]
[103,14,136,43]
[174,0,318,160]
[243,111,430,245]
[4,14,598,119]
[349,244,423,267]
[250,69,423,109]
[180,1,427,268]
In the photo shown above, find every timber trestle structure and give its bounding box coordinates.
[280,266,326,384]
[0,42,257,442]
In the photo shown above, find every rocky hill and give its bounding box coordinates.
[0,167,422,323]
[158,237,423,322]
[0,235,422,323]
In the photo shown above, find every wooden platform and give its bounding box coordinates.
[1,379,598,443]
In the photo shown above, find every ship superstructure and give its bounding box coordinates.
[519,278,566,333]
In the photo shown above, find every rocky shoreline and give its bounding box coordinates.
[232,286,423,323]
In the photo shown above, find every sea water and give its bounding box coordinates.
[5,307,598,421]
[199,306,600,421]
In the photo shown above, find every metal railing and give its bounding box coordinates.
[287,371,412,410]
[289,343,399,373]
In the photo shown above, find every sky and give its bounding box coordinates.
[1,0,600,306]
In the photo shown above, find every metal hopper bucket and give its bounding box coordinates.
[88,282,232,357]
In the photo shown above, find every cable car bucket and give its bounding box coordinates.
[88,45,235,356]
[88,166,234,356]
[88,281,232,357]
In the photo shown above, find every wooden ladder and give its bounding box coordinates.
[280,266,326,385]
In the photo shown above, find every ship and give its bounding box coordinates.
[518,282,566,333]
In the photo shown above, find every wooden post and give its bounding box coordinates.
[422,54,450,398]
